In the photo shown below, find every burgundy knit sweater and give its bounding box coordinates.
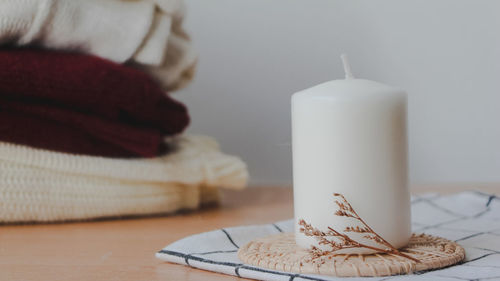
[0,49,190,157]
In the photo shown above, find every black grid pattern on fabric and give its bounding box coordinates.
[157,191,500,281]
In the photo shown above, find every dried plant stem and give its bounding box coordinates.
[328,226,419,262]
[299,193,420,263]
[332,194,419,262]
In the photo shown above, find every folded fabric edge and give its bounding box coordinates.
[0,183,221,223]
[0,135,249,189]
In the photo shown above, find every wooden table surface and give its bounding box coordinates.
[1,185,498,281]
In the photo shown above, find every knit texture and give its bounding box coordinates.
[0,49,189,157]
[0,0,196,91]
[0,135,248,223]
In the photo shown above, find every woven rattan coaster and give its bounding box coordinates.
[238,233,465,277]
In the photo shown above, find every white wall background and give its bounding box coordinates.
[177,0,500,186]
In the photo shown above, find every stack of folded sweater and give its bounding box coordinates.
[0,0,248,223]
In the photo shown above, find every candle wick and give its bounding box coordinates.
[341,54,354,79]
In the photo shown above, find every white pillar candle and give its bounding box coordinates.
[292,55,411,254]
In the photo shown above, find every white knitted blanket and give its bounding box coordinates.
[0,0,196,91]
[0,135,248,223]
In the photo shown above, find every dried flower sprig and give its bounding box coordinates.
[299,193,419,263]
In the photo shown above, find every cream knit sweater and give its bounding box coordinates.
[0,0,196,91]
[0,135,248,223]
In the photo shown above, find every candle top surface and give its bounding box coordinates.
[293,79,405,101]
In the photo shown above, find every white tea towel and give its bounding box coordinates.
[156,191,500,281]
